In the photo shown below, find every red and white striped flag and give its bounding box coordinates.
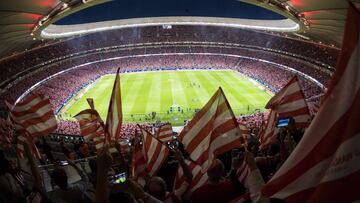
[6,95,57,158]
[259,76,310,149]
[74,109,105,152]
[17,134,41,159]
[262,4,360,202]
[238,122,250,146]
[131,135,147,185]
[105,68,123,143]
[174,87,244,191]
[237,157,250,185]
[74,109,104,141]
[6,95,57,137]
[265,76,311,128]
[139,126,169,176]
[258,110,279,150]
[174,160,208,192]
[157,123,174,143]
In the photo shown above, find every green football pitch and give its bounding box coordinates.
[61,70,272,126]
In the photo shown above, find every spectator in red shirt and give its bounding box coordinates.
[191,159,245,203]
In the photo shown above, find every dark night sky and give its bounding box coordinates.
[56,0,285,25]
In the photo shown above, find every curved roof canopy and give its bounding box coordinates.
[0,0,359,59]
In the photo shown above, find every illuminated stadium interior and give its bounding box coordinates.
[0,1,359,202]
[0,24,337,133]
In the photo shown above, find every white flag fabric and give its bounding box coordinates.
[6,95,57,137]
[140,126,169,176]
[105,68,123,142]
[157,124,174,143]
[174,87,244,192]
[262,4,360,202]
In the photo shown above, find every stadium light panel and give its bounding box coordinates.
[41,18,300,38]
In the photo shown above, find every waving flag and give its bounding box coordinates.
[238,122,250,146]
[237,157,250,186]
[131,134,147,185]
[74,109,104,141]
[17,134,41,159]
[265,76,311,128]
[6,95,57,137]
[105,68,123,142]
[262,4,360,202]
[74,109,105,152]
[258,110,279,150]
[6,95,57,158]
[259,76,310,149]
[157,123,174,143]
[174,159,208,192]
[174,87,244,191]
[139,126,169,176]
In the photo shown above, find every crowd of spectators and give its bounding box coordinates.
[0,41,331,109]
[0,107,304,203]
[0,51,326,136]
[0,25,338,85]
[0,24,342,203]
[55,111,269,141]
[1,48,327,106]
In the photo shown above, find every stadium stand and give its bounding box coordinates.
[0,23,349,203]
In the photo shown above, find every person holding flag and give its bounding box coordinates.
[262,3,360,202]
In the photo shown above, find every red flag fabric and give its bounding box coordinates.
[6,95,57,158]
[139,126,169,176]
[6,95,57,137]
[174,159,208,192]
[258,110,279,150]
[259,76,310,149]
[17,134,41,159]
[105,68,123,142]
[74,109,104,141]
[238,122,250,146]
[74,109,105,152]
[265,76,311,128]
[131,135,147,185]
[237,158,250,186]
[262,4,360,202]
[174,87,244,191]
[157,123,174,143]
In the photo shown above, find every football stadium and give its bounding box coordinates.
[63,70,272,125]
[0,0,359,202]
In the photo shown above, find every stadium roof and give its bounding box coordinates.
[0,0,359,59]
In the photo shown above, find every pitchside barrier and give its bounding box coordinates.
[58,107,264,126]
[120,107,263,125]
